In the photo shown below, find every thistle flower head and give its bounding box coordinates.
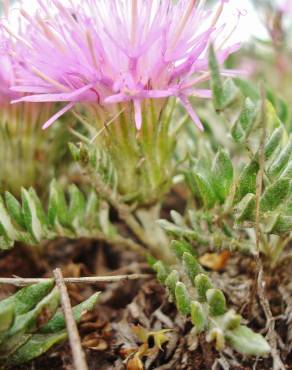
[5,0,240,130]
[0,35,19,104]
[0,15,67,195]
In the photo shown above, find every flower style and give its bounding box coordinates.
[5,0,240,131]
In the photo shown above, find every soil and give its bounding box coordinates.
[0,234,291,370]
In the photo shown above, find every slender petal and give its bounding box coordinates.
[42,102,75,129]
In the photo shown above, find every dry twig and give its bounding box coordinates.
[0,273,152,287]
[53,268,89,370]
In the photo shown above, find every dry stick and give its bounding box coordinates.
[53,268,89,370]
[252,85,285,370]
[0,273,152,287]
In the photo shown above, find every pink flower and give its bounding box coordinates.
[281,0,292,16]
[4,0,240,130]
[280,0,292,15]
[0,34,20,104]
[0,21,54,127]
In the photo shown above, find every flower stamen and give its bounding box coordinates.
[30,66,69,92]
[169,0,197,51]
[86,30,99,69]
[211,0,225,27]
[1,23,32,49]
[131,0,138,45]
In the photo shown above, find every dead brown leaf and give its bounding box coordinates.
[199,251,230,271]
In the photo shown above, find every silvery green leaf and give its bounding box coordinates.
[85,191,100,229]
[170,240,196,259]
[235,161,259,202]
[21,188,43,242]
[175,282,191,316]
[29,188,48,228]
[268,137,292,179]
[1,288,60,355]
[68,184,86,230]
[165,270,179,301]
[48,180,68,227]
[231,98,257,144]
[260,178,290,213]
[195,274,213,302]
[0,280,54,317]
[182,252,203,283]
[212,149,233,202]
[209,44,224,111]
[225,325,270,356]
[5,331,67,366]
[0,305,14,333]
[191,171,217,209]
[206,289,226,317]
[7,287,60,338]
[221,310,242,330]
[40,292,100,333]
[234,78,259,101]
[0,235,13,250]
[0,195,19,241]
[170,210,185,226]
[157,220,198,239]
[207,327,225,351]
[5,192,25,229]
[99,201,115,236]
[264,125,285,160]
[235,193,256,224]
[191,301,206,332]
[271,215,292,234]
[68,142,81,161]
[221,78,240,108]
[153,261,169,284]
[279,162,292,179]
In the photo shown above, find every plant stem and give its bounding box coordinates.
[88,169,174,262]
[251,85,285,370]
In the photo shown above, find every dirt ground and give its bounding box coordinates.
[0,233,291,370]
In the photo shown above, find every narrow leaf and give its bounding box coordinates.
[212,149,233,202]
[225,325,270,356]
[175,282,191,316]
[40,292,100,333]
[5,331,67,366]
[206,289,226,316]
[260,178,290,213]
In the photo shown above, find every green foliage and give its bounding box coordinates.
[158,49,292,263]
[209,45,240,111]
[0,281,99,367]
[151,242,270,356]
[0,180,116,250]
[69,97,179,206]
[68,142,118,193]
